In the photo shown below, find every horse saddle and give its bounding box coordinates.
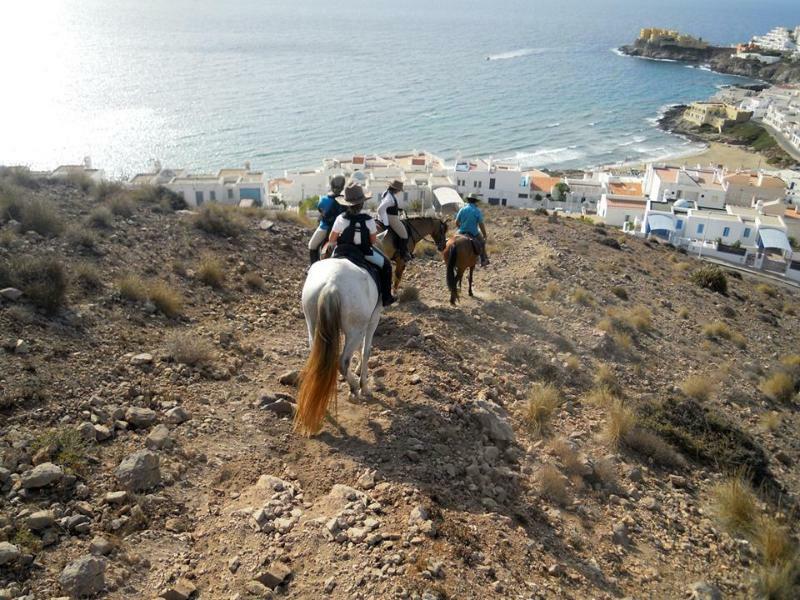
[450,234,482,256]
[331,244,381,291]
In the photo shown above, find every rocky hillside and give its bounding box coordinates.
[1,170,800,599]
[620,39,800,84]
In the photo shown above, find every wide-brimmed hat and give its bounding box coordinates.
[388,179,404,192]
[465,193,482,203]
[337,183,369,206]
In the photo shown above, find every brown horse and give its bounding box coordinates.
[444,236,480,305]
[379,216,449,293]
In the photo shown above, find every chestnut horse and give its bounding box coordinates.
[444,236,480,305]
[378,217,448,293]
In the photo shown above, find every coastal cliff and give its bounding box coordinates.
[620,39,800,84]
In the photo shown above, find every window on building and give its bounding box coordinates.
[195,191,204,206]
[518,193,528,199]
[676,219,683,230]
[501,199,507,206]
[227,189,234,199]
[478,181,482,188]
[488,198,500,206]
[697,223,704,234]
[489,178,496,190]
[722,226,730,237]
[473,181,477,188]
[744,227,751,238]
[209,190,216,201]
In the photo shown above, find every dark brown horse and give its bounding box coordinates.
[379,217,448,293]
[444,235,480,305]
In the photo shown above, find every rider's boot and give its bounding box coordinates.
[398,236,413,261]
[480,249,490,267]
[309,248,320,265]
[380,262,397,307]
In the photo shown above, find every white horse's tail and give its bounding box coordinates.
[294,285,341,436]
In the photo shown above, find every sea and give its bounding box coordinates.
[1,0,799,178]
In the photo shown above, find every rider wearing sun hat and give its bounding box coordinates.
[377,179,413,261]
[329,183,397,307]
[456,193,489,266]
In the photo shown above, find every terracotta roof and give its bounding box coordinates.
[724,172,785,188]
[530,176,561,193]
[606,198,647,209]
[784,208,800,219]
[653,167,679,183]
[608,182,643,197]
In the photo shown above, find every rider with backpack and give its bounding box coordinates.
[377,179,413,261]
[308,175,347,265]
[328,183,397,307]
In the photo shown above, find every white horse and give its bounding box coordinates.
[294,258,382,436]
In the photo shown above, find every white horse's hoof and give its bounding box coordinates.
[348,391,360,403]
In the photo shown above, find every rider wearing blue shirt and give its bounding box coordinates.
[308,175,346,264]
[455,194,490,266]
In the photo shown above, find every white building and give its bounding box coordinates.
[643,165,727,210]
[597,179,647,228]
[50,157,105,183]
[164,167,269,207]
[453,158,537,208]
[752,27,797,53]
[722,171,787,206]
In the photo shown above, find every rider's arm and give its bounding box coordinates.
[377,197,390,225]
[369,233,378,245]
[328,230,340,245]
[479,223,487,239]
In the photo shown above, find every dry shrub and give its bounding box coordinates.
[754,559,800,600]
[571,287,593,306]
[678,307,690,319]
[759,372,796,403]
[594,364,620,394]
[610,286,628,300]
[66,226,98,251]
[398,286,420,303]
[148,282,183,318]
[543,281,560,300]
[584,385,617,408]
[550,438,584,476]
[758,411,782,432]
[244,271,266,291]
[779,354,800,374]
[691,265,728,294]
[603,399,635,448]
[537,464,570,506]
[756,283,778,298]
[0,256,67,314]
[524,383,561,437]
[711,475,759,537]
[92,180,124,202]
[73,263,102,290]
[107,195,135,217]
[166,332,215,367]
[702,321,746,347]
[623,427,686,468]
[592,457,618,489]
[680,374,716,402]
[197,255,225,289]
[269,209,313,229]
[87,205,113,228]
[117,273,148,302]
[194,204,246,237]
[19,198,63,237]
[32,427,89,476]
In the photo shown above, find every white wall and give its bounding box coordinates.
[454,168,533,208]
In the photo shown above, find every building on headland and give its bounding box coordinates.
[638,28,708,49]
[160,165,269,208]
[751,26,798,54]
[50,157,105,183]
[682,102,752,132]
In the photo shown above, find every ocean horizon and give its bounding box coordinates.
[1,0,799,177]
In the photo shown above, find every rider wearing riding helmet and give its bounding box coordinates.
[377,179,413,262]
[456,193,490,267]
[328,183,397,307]
[308,174,347,265]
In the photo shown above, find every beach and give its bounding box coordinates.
[625,141,770,172]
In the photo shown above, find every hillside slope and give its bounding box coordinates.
[1,174,799,599]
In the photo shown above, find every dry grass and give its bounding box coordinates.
[600,305,652,335]
[711,475,759,537]
[758,411,782,433]
[543,281,560,300]
[398,286,420,303]
[678,307,690,319]
[194,204,246,237]
[269,209,313,229]
[610,286,628,300]
[592,457,618,489]
[244,271,266,291]
[66,226,98,251]
[0,256,68,314]
[73,262,102,291]
[594,364,620,394]
[583,385,617,409]
[564,355,580,371]
[197,254,226,289]
[779,354,800,373]
[623,427,686,468]
[759,372,796,403]
[753,559,800,600]
[166,331,215,367]
[524,383,561,437]
[148,282,183,318]
[673,261,693,272]
[18,198,64,237]
[550,438,584,476]
[537,464,570,506]
[107,195,135,217]
[754,516,795,567]
[603,399,636,448]
[32,427,89,476]
[756,283,778,298]
[87,205,114,228]
[571,287,593,306]
[702,321,746,348]
[680,374,716,402]
[117,273,148,302]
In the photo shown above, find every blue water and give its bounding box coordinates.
[1,0,798,177]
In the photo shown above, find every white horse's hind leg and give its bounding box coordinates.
[359,306,381,395]
[340,330,364,397]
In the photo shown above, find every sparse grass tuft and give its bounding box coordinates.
[550,438,584,476]
[107,195,135,217]
[583,385,617,409]
[543,281,560,300]
[753,559,800,600]
[603,399,636,448]
[0,256,67,314]
[571,287,593,306]
[711,475,759,537]
[398,286,420,303]
[147,282,183,318]
[753,516,795,567]
[166,332,215,367]
[623,427,686,468]
[756,283,778,298]
[537,464,570,506]
[680,374,716,402]
[19,198,64,237]
[594,364,620,394]
[194,204,246,237]
[73,262,102,291]
[678,307,690,319]
[779,354,800,373]
[13,525,42,554]
[87,205,114,228]
[66,226,98,251]
[592,457,618,489]
[691,265,728,294]
[702,321,746,347]
[759,371,795,403]
[117,273,148,302]
[197,254,226,289]
[244,271,266,291]
[524,383,561,437]
[32,427,90,476]
[93,180,124,201]
[758,411,782,432]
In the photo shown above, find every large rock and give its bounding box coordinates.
[0,287,23,302]
[159,579,197,600]
[115,450,160,491]
[0,542,20,566]
[21,462,64,489]
[472,400,515,445]
[255,561,292,589]
[130,353,153,366]
[689,581,722,600]
[146,424,173,450]
[165,406,191,424]
[58,555,105,598]
[125,406,157,428]
[27,510,56,530]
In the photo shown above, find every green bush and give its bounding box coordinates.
[0,256,68,313]
[691,265,727,294]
